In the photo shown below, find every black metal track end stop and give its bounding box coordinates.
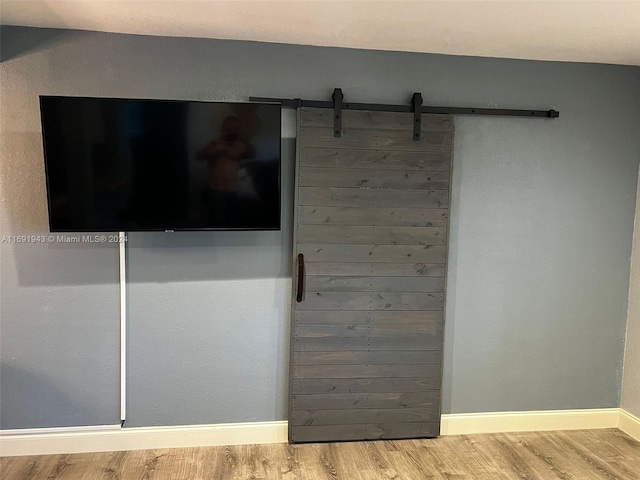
[333,88,343,137]
[411,92,423,140]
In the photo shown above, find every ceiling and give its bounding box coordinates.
[2,0,640,66]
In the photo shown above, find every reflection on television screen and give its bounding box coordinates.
[40,97,282,231]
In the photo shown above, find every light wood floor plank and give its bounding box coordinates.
[503,433,573,480]
[523,431,616,480]
[1,429,638,480]
[557,430,638,480]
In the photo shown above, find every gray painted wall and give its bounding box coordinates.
[1,26,639,429]
[622,170,640,418]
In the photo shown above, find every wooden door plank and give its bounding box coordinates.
[293,364,440,379]
[377,226,447,246]
[294,291,371,310]
[295,323,373,338]
[293,310,444,324]
[299,186,448,208]
[291,422,439,442]
[291,407,438,426]
[305,422,439,443]
[370,292,444,311]
[295,319,442,338]
[298,225,447,245]
[370,310,445,323]
[295,292,444,310]
[301,244,447,263]
[299,167,451,189]
[300,148,451,171]
[299,206,448,227]
[293,350,442,365]
[368,318,443,335]
[303,275,445,293]
[292,377,441,394]
[300,127,453,153]
[303,275,372,292]
[294,335,442,351]
[299,224,374,244]
[304,262,446,277]
[294,310,371,323]
[292,391,440,410]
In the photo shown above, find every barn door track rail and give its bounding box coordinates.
[251,88,559,140]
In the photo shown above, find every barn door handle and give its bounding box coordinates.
[296,253,305,302]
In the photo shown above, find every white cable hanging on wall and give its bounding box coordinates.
[119,231,127,425]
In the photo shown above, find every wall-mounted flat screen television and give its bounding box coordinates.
[40,96,281,232]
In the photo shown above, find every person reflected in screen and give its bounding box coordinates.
[196,115,256,226]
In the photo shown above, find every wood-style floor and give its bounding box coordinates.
[1,429,639,479]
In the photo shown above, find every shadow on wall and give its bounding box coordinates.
[0,362,99,429]
[0,25,87,63]
[1,123,296,285]
[125,137,296,283]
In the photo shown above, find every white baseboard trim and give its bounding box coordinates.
[0,421,288,457]
[1,409,632,457]
[618,409,640,441]
[439,408,620,436]
[1,424,122,436]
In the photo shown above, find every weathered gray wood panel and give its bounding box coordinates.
[304,262,446,277]
[292,391,439,410]
[295,318,442,338]
[304,276,445,293]
[293,364,439,379]
[300,127,452,153]
[291,407,438,426]
[299,186,448,208]
[294,292,444,311]
[301,109,454,131]
[294,291,371,310]
[290,108,453,442]
[294,310,444,324]
[292,377,440,394]
[371,292,444,311]
[291,422,439,442]
[301,148,450,171]
[293,350,442,365]
[294,335,442,351]
[294,310,370,324]
[367,311,445,324]
[302,244,447,263]
[298,225,446,245]
[299,206,448,227]
[299,167,450,189]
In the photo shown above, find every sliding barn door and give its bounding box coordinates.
[289,107,454,443]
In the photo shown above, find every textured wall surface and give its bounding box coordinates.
[0,29,122,429]
[1,26,639,429]
[622,171,640,418]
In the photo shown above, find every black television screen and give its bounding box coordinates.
[40,96,281,231]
